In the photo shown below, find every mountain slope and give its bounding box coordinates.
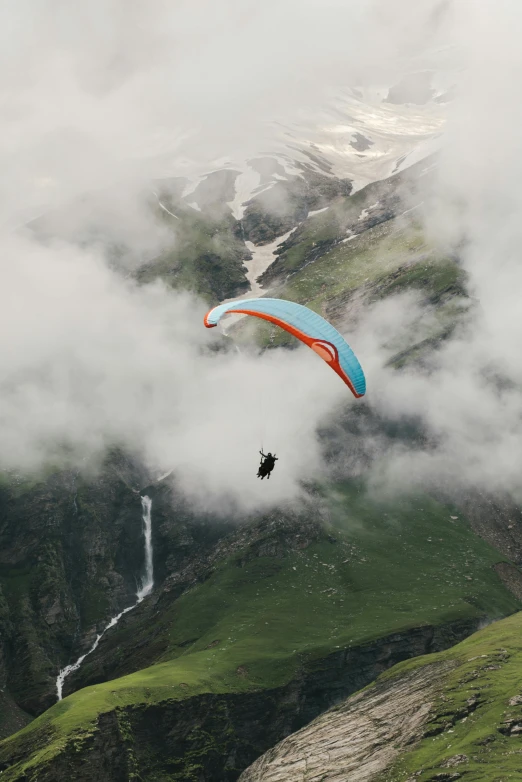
[224,154,468,378]
[240,611,522,782]
[0,454,147,717]
[0,482,519,780]
[170,79,448,219]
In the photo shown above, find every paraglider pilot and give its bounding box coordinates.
[257,451,278,480]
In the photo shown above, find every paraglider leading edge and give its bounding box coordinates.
[203,297,366,398]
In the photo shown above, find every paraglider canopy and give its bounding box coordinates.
[204,297,366,397]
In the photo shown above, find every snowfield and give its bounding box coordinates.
[162,78,450,220]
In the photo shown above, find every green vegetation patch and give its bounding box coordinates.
[371,255,467,305]
[154,484,518,682]
[257,166,405,284]
[277,219,428,308]
[379,611,522,781]
[136,201,249,304]
[1,484,518,778]
[242,170,352,246]
[233,220,460,352]
[369,257,470,369]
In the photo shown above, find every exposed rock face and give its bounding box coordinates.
[350,132,374,152]
[239,661,455,782]
[457,492,522,564]
[241,169,352,247]
[0,454,147,716]
[0,692,32,741]
[493,562,522,600]
[0,620,476,781]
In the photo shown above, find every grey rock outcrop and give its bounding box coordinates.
[239,661,454,782]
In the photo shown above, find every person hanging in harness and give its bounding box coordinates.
[257,451,278,480]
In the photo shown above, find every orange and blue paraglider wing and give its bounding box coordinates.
[204,297,366,397]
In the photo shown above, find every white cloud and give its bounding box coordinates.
[352,0,522,499]
[0,0,444,509]
[0,231,352,510]
[9,0,521,510]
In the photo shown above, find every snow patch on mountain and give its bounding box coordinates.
[169,79,449,219]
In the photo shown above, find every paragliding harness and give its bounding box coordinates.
[257,450,278,480]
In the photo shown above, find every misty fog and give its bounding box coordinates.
[2,0,522,510]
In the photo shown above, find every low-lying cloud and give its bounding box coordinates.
[350,0,522,502]
[5,0,522,510]
[0,0,450,510]
[1,230,349,510]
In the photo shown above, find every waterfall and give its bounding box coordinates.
[136,495,154,600]
[55,602,137,700]
[56,495,154,701]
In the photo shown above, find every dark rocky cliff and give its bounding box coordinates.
[0,619,478,781]
[0,453,147,717]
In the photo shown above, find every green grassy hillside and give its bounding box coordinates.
[379,611,522,781]
[1,483,518,779]
[136,200,250,303]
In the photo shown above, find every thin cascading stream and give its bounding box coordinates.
[136,495,153,599]
[55,494,154,701]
